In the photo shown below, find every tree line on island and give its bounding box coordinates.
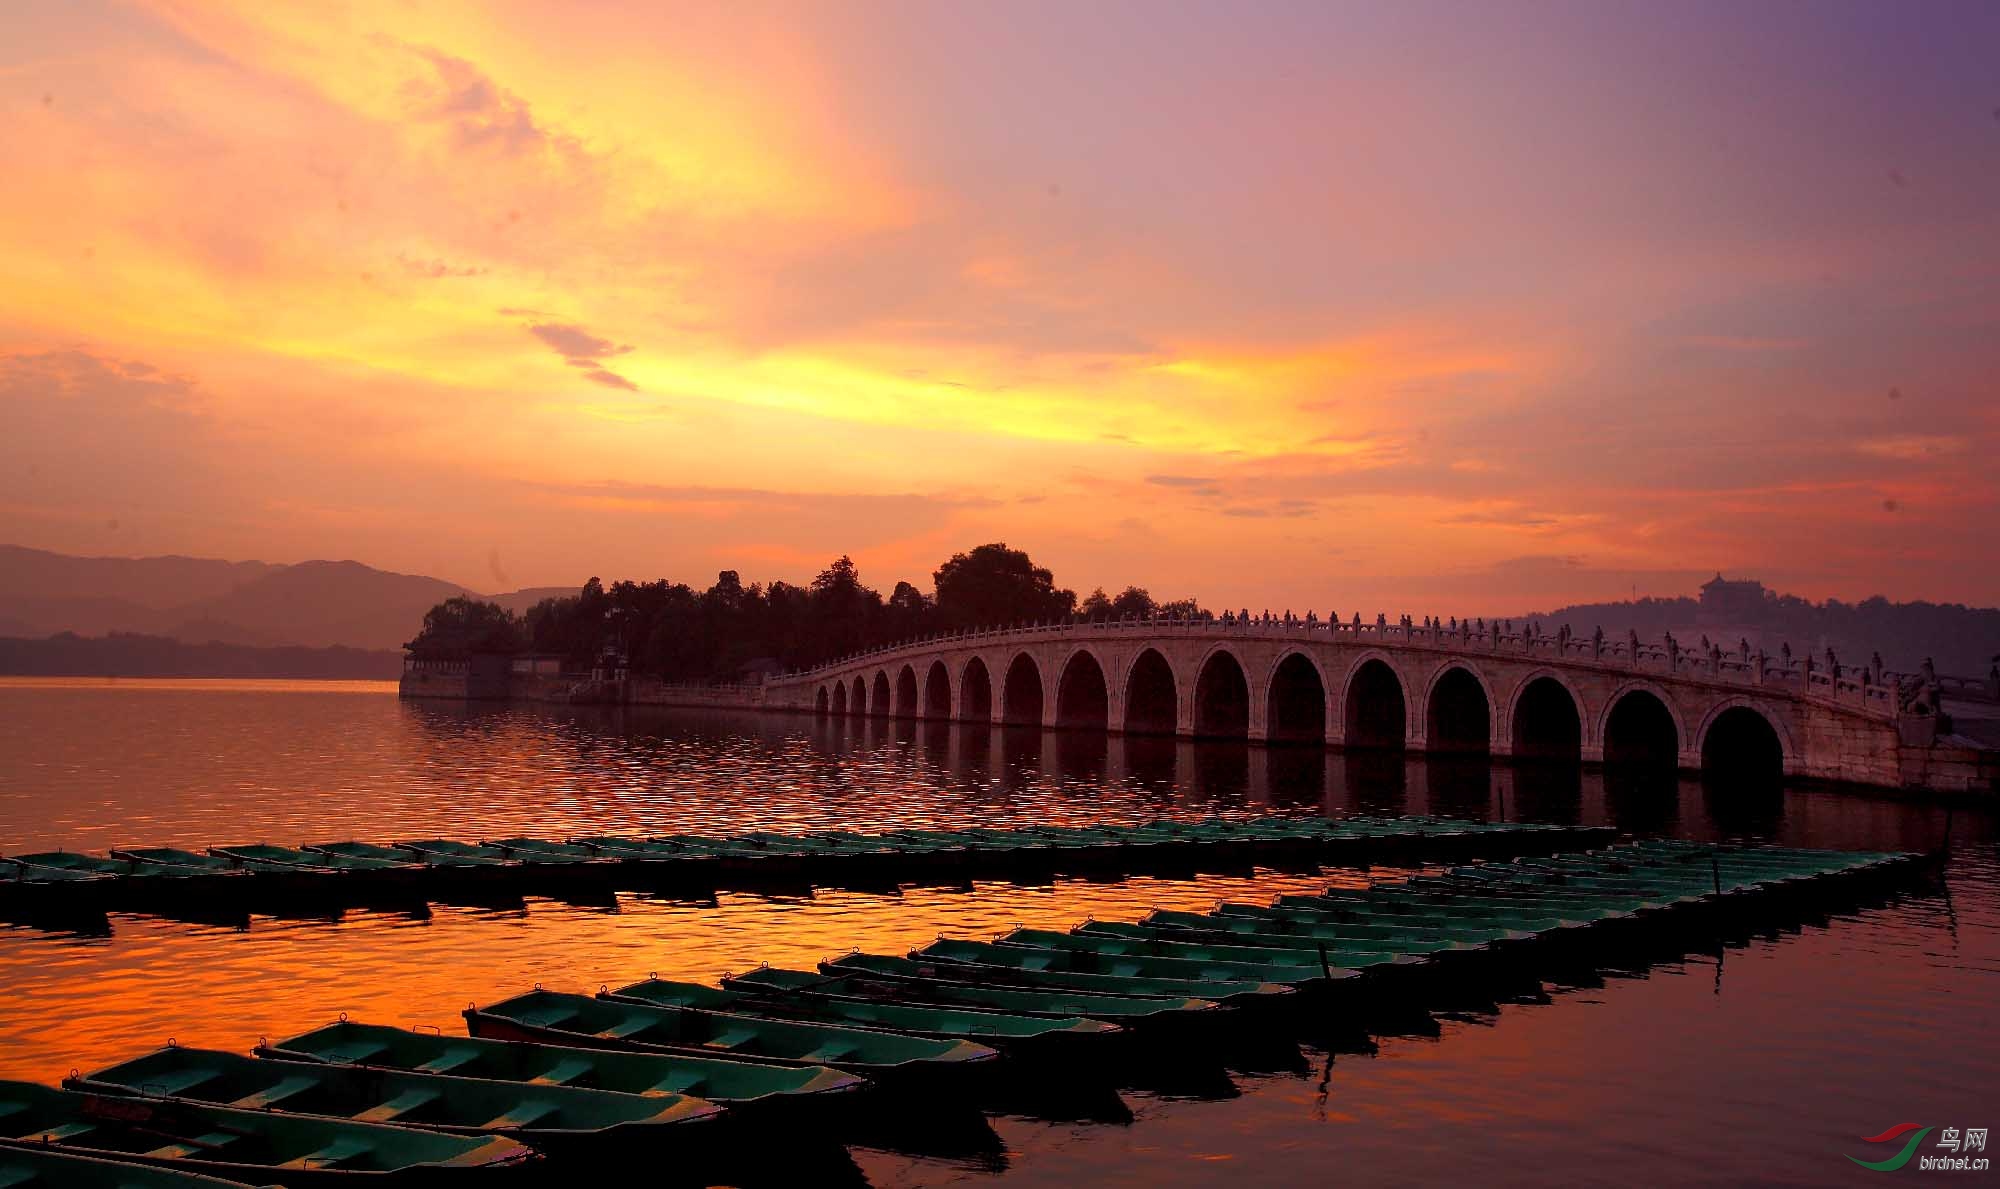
[405,543,1208,682]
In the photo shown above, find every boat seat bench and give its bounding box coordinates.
[289,1136,376,1169]
[353,1088,441,1123]
[481,1100,560,1131]
[145,1130,240,1159]
[527,1058,595,1086]
[414,1049,482,1075]
[229,1075,318,1110]
[144,1069,222,1098]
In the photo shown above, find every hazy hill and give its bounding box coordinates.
[1530,593,2000,677]
[173,560,471,649]
[0,544,278,608]
[0,545,566,651]
[0,633,402,680]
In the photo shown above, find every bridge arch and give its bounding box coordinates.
[1265,650,1328,743]
[1056,648,1110,730]
[1122,647,1178,735]
[960,656,994,721]
[1600,680,1685,769]
[923,660,951,718]
[830,682,848,715]
[1193,646,1252,738]
[893,664,919,719]
[814,685,830,716]
[871,670,892,717]
[1341,651,1409,749]
[1696,698,1791,780]
[1424,661,1493,753]
[1001,652,1044,726]
[849,675,867,715]
[1508,670,1585,761]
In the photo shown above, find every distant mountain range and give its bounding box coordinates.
[0,545,570,651]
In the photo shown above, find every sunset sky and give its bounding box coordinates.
[2,1,1996,613]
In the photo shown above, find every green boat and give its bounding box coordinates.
[0,1079,532,1185]
[1145,906,1531,949]
[716,832,910,882]
[258,1021,865,1124]
[661,834,811,860]
[481,838,618,864]
[816,830,963,854]
[1224,896,1586,934]
[9,852,175,879]
[642,835,819,880]
[1288,886,1637,922]
[465,989,999,1088]
[299,843,525,901]
[0,858,111,887]
[807,831,967,874]
[391,841,524,867]
[305,842,502,870]
[908,940,1296,1004]
[5,853,244,917]
[1006,926,1415,979]
[71,1046,722,1149]
[0,858,114,920]
[566,836,706,861]
[210,844,417,876]
[919,937,1323,997]
[1528,852,1832,892]
[606,976,1119,1056]
[0,1145,282,1189]
[1081,918,1487,964]
[208,845,430,906]
[948,828,1124,867]
[886,828,1054,855]
[741,959,1222,1031]
[1312,880,1656,916]
[735,831,892,856]
[106,849,291,877]
[106,848,329,900]
[1402,875,1700,916]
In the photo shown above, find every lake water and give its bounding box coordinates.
[0,678,1993,1186]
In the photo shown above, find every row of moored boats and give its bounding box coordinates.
[0,837,1920,1186]
[0,815,1609,920]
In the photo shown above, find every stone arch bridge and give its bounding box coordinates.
[762,619,1926,788]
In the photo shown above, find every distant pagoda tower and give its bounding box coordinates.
[1697,573,1767,632]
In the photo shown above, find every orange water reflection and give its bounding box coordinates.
[0,870,1362,1083]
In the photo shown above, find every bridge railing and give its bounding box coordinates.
[776,616,1942,718]
[402,657,468,675]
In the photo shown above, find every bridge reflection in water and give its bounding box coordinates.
[781,711,1826,843]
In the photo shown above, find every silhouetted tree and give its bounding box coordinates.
[404,596,524,659]
[933,543,1076,629]
[1110,586,1157,619]
[886,580,933,639]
